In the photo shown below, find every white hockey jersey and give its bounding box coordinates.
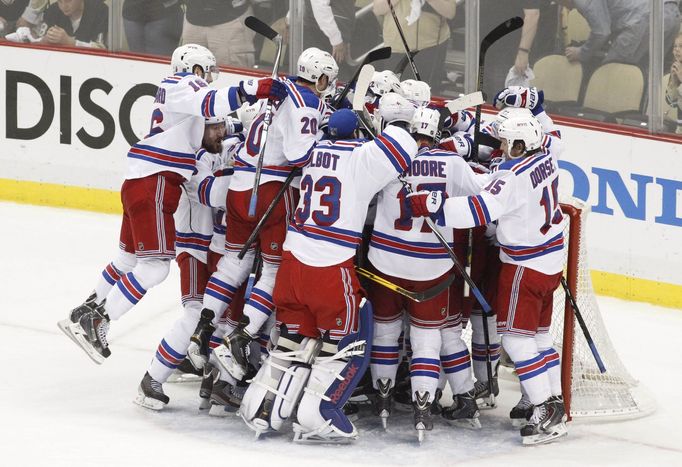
[126,72,242,181]
[284,125,419,267]
[175,139,235,263]
[368,147,489,281]
[438,133,565,275]
[230,80,327,191]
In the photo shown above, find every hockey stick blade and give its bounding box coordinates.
[355,267,454,302]
[481,16,524,55]
[352,64,375,112]
[245,16,279,41]
[446,92,484,114]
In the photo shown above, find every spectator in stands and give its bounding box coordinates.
[183,0,256,68]
[303,0,355,67]
[0,0,29,36]
[563,0,680,67]
[480,0,556,96]
[372,0,456,94]
[665,32,682,133]
[122,0,182,56]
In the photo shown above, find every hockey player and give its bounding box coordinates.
[400,79,431,107]
[192,48,339,383]
[57,44,286,364]
[367,108,488,440]
[407,87,568,445]
[134,116,238,410]
[238,102,419,443]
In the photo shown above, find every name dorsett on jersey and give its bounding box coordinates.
[125,72,241,182]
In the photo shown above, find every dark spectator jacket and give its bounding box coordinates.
[0,0,29,22]
[185,0,249,27]
[122,0,180,22]
[44,0,108,46]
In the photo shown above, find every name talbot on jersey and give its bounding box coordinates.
[5,70,157,149]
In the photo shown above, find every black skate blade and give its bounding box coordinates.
[522,423,568,446]
[57,319,105,365]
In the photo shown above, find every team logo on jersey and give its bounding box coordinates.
[440,307,446,316]
[336,318,343,326]
[137,242,145,251]
[270,242,279,251]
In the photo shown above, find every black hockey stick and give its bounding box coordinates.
[331,46,392,108]
[245,245,262,300]
[393,50,419,78]
[470,16,524,162]
[245,16,284,218]
[356,267,454,303]
[561,277,607,373]
[237,168,300,260]
[387,0,421,80]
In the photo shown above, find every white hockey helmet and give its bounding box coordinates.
[236,101,260,133]
[171,44,219,82]
[370,70,402,97]
[377,92,415,130]
[409,106,441,140]
[489,107,532,139]
[401,79,431,106]
[297,47,339,95]
[205,115,226,125]
[497,111,543,158]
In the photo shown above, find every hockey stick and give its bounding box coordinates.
[445,91,485,114]
[470,16,524,162]
[245,245,262,300]
[238,168,300,260]
[332,46,392,108]
[561,277,607,373]
[387,0,421,80]
[355,267,454,303]
[245,16,284,218]
[393,50,419,78]
[352,64,377,138]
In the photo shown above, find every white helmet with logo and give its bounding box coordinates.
[236,101,260,133]
[297,47,339,94]
[401,79,431,106]
[377,92,415,131]
[171,44,219,82]
[409,107,440,139]
[370,70,402,97]
[497,110,543,158]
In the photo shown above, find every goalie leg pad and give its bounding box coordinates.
[294,299,374,443]
[240,327,320,435]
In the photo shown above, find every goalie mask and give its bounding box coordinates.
[497,112,543,159]
[171,44,219,83]
[297,47,339,97]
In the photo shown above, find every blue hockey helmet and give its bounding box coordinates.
[328,109,359,139]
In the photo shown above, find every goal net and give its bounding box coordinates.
[550,199,656,420]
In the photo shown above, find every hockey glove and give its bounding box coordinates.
[239,78,287,104]
[439,133,474,160]
[493,86,544,115]
[406,190,447,219]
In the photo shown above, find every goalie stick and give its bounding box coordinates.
[561,277,607,373]
[245,16,284,218]
[331,46,392,109]
[355,267,454,303]
[387,0,421,80]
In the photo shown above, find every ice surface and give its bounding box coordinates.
[1,202,681,466]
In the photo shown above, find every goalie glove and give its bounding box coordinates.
[493,86,544,115]
[406,190,447,224]
[238,78,287,104]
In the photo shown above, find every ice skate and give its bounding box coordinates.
[510,395,534,427]
[430,388,443,416]
[520,397,568,445]
[413,391,433,444]
[167,358,203,384]
[57,295,111,365]
[186,308,216,370]
[214,317,254,381]
[442,389,482,429]
[208,379,241,416]
[393,362,412,412]
[473,376,499,409]
[373,378,393,429]
[134,372,169,410]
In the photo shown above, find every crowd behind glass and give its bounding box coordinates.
[2,0,681,135]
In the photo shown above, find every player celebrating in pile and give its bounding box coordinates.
[407,86,568,445]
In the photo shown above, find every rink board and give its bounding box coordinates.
[1,43,681,308]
